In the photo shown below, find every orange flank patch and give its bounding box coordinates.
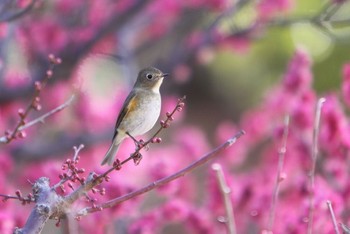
[125,95,139,117]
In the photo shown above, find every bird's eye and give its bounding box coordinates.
[146,74,153,79]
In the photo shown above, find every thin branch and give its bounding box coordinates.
[0,0,37,22]
[340,223,350,233]
[20,95,75,131]
[1,54,62,144]
[266,1,350,41]
[0,194,34,203]
[307,97,326,234]
[76,130,245,217]
[53,144,85,190]
[267,115,290,231]
[326,200,340,234]
[0,95,74,144]
[211,163,237,234]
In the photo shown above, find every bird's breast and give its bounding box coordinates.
[120,91,161,136]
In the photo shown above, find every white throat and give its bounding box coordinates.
[151,78,164,93]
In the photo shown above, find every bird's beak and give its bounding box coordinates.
[162,73,169,78]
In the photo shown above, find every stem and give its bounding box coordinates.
[212,163,236,234]
[307,97,326,234]
[76,130,245,217]
[0,95,74,143]
[20,95,75,131]
[53,144,85,190]
[267,115,290,231]
[326,200,340,234]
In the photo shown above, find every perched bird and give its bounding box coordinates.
[101,67,168,165]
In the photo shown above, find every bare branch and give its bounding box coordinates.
[0,95,74,144]
[307,97,326,234]
[1,54,62,144]
[0,0,37,22]
[212,163,237,234]
[340,223,350,233]
[326,200,340,234]
[76,130,245,217]
[267,115,290,231]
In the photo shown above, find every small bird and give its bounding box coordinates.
[101,67,168,165]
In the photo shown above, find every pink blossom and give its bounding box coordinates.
[283,47,312,94]
[196,46,215,65]
[220,35,251,54]
[290,90,316,130]
[129,213,160,234]
[257,0,294,20]
[161,199,190,222]
[320,95,350,156]
[174,126,209,158]
[0,23,8,38]
[187,209,215,234]
[56,0,84,13]
[19,20,68,54]
[173,64,192,84]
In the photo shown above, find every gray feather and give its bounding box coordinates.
[101,143,120,166]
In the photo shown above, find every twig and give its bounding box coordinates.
[0,0,37,22]
[307,97,326,234]
[0,95,74,144]
[53,144,85,190]
[211,163,237,234]
[21,95,75,131]
[266,1,350,41]
[1,54,62,144]
[326,200,340,234]
[0,194,34,203]
[75,130,245,217]
[267,115,290,231]
[340,223,350,233]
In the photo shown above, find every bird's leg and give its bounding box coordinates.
[126,132,147,149]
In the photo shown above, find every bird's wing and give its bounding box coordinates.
[112,90,138,140]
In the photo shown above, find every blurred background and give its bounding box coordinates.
[0,0,350,233]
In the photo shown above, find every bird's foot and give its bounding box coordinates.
[126,132,147,150]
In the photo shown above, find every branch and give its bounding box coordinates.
[267,115,290,231]
[76,130,245,217]
[212,163,237,234]
[0,95,74,144]
[267,1,350,41]
[14,178,64,234]
[0,0,37,22]
[1,54,62,144]
[307,97,326,234]
[326,200,340,234]
[340,223,350,233]
[10,96,245,233]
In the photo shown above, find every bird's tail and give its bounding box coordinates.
[101,143,120,166]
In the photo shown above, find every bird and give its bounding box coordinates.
[101,67,168,165]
